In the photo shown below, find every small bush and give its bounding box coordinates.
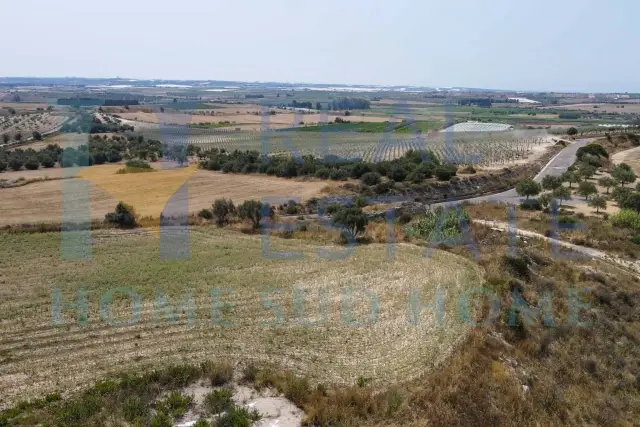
[126,159,152,169]
[157,391,193,418]
[241,364,258,384]
[503,254,530,279]
[40,154,55,168]
[198,209,214,220]
[122,396,148,422]
[212,198,236,226]
[204,388,234,414]
[361,172,382,186]
[150,412,173,427]
[329,168,348,181]
[434,164,457,181]
[314,168,330,179]
[611,209,640,230]
[24,158,40,170]
[202,361,234,386]
[215,405,261,427]
[519,199,542,211]
[105,202,137,228]
[631,236,640,245]
[285,204,300,215]
[398,212,413,225]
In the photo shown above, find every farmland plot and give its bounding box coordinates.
[0,229,483,408]
[0,112,68,141]
[134,122,552,167]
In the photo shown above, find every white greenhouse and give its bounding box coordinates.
[441,121,514,133]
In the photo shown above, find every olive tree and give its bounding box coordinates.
[578,181,597,200]
[515,178,541,200]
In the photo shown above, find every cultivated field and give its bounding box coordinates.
[0,229,483,408]
[114,109,391,131]
[134,124,553,167]
[550,103,640,114]
[0,165,329,226]
[0,112,67,140]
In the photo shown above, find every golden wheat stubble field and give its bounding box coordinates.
[0,164,330,226]
[0,227,484,408]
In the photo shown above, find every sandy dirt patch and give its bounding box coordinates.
[177,383,303,427]
[612,145,640,175]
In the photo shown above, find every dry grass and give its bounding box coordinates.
[612,145,640,176]
[0,228,482,409]
[115,109,391,129]
[552,103,640,113]
[0,165,331,226]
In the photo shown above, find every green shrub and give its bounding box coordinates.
[405,207,470,241]
[105,202,137,228]
[329,168,348,181]
[157,391,193,418]
[360,171,382,186]
[151,412,173,427]
[310,167,329,179]
[126,159,152,169]
[24,157,40,170]
[199,208,214,220]
[285,204,300,215]
[204,388,234,414]
[576,143,608,159]
[215,405,261,427]
[331,206,368,238]
[631,236,640,245]
[610,209,640,230]
[40,154,55,168]
[122,396,148,422]
[212,198,236,226]
[434,164,457,181]
[520,199,542,211]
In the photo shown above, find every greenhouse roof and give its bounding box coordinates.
[441,122,513,132]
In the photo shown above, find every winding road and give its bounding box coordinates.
[434,138,592,208]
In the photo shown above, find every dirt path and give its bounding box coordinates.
[473,219,640,275]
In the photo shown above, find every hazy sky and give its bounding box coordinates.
[4,0,639,92]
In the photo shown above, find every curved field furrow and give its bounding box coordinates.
[0,229,483,409]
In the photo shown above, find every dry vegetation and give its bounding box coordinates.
[112,104,390,131]
[0,165,332,226]
[553,103,640,114]
[1,220,638,426]
[0,228,482,409]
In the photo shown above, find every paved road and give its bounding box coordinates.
[434,138,592,208]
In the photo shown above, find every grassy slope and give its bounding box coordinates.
[2,223,639,426]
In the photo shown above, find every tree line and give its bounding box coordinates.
[196,145,459,191]
[0,134,165,172]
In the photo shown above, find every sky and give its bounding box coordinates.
[3,0,639,92]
